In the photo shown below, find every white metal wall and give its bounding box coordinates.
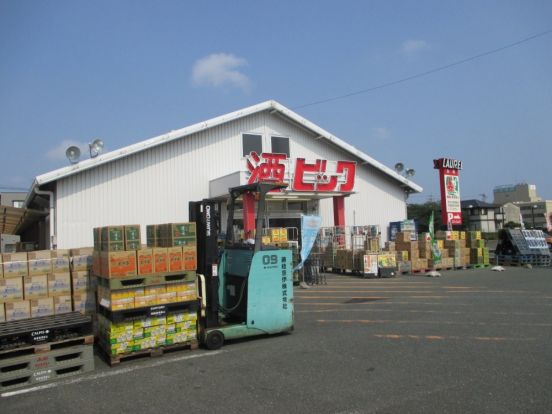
[55,111,408,248]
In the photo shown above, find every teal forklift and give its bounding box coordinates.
[189,182,294,350]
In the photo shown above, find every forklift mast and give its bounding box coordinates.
[224,182,288,251]
[189,199,221,328]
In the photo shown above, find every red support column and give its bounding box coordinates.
[243,192,256,239]
[333,196,346,227]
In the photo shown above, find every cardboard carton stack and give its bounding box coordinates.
[95,224,199,358]
[94,225,139,279]
[145,223,197,274]
[364,236,381,253]
[377,229,491,275]
[335,249,354,270]
[1,252,29,321]
[466,231,490,265]
[322,242,338,269]
[70,247,96,314]
[0,249,95,322]
[418,239,451,270]
[443,239,469,267]
[393,231,429,271]
[269,228,288,244]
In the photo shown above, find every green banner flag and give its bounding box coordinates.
[429,211,442,264]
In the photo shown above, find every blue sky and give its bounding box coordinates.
[1,1,551,203]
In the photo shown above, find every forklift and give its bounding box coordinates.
[189,182,294,350]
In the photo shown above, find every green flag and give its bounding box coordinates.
[429,211,435,241]
[429,211,442,264]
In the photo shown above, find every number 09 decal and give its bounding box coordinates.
[262,255,278,265]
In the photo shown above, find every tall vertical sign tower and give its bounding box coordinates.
[433,158,463,227]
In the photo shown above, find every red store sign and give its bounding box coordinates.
[433,157,463,226]
[246,152,356,193]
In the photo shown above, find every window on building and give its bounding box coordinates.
[242,134,262,156]
[12,200,24,208]
[271,136,290,156]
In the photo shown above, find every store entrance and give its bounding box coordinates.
[268,217,301,242]
[268,217,300,229]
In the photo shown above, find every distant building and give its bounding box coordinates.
[493,183,540,204]
[517,201,552,230]
[502,202,521,226]
[0,191,27,208]
[461,199,504,232]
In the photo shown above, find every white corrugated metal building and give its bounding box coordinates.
[24,100,422,249]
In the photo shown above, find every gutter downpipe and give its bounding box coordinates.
[33,188,56,250]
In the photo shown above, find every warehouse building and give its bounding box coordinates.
[24,100,422,249]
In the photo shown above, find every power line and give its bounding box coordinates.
[293,29,552,110]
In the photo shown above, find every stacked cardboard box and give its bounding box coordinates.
[146,225,158,248]
[466,231,490,265]
[379,229,491,273]
[322,242,338,268]
[98,310,197,355]
[156,223,196,248]
[444,239,471,267]
[268,228,288,244]
[335,249,354,270]
[124,225,141,250]
[1,253,28,320]
[70,247,96,314]
[418,240,432,260]
[94,225,141,278]
[142,223,197,274]
[396,240,419,261]
[353,251,365,271]
[364,237,381,253]
[389,232,421,271]
[100,226,125,251]
[1,250,84,321]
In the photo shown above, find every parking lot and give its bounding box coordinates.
[2,267,552,413]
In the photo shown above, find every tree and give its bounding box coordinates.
[503,221,520,229]
[407,202,442,232]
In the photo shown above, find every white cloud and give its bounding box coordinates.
[373,127,390,140]
[46,140,87,162]
[191,53,251,92]
[401,39,430,56]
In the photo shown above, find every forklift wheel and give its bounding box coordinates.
[205,330,224,350]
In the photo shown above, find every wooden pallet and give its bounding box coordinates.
[99,340,199,366]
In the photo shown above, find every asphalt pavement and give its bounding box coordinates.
[1,266,551,413]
